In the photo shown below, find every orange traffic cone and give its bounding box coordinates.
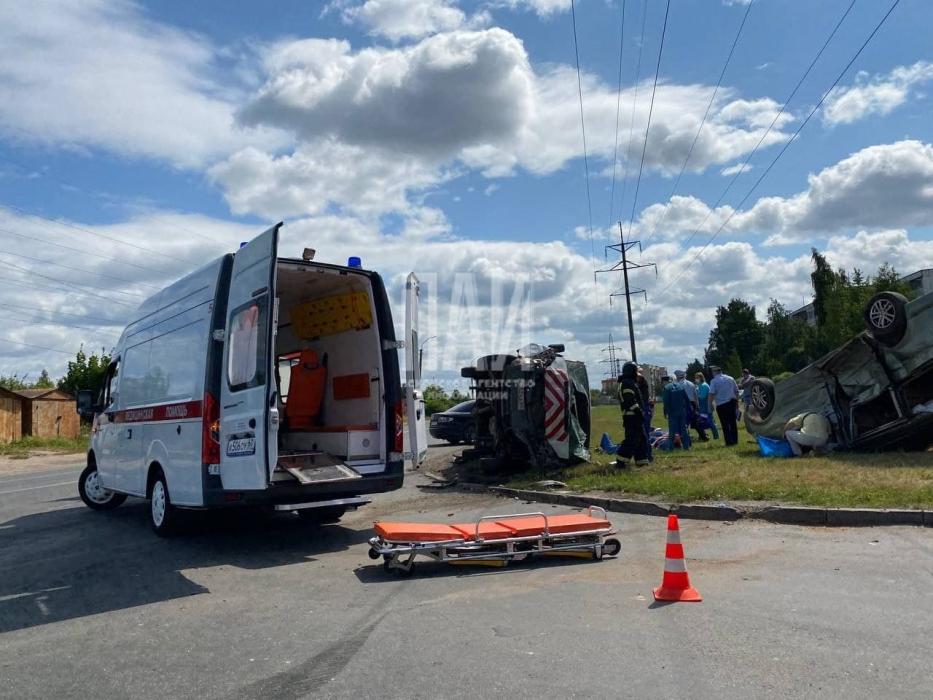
[653,514,702,602]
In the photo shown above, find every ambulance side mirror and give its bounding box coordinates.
[76,389,98,418]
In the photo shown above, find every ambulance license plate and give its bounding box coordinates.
[226,437,256,457]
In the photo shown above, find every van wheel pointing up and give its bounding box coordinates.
[149,470,180,537]
[78,463,127,511]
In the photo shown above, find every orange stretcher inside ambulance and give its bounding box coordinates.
[76,224,427,535]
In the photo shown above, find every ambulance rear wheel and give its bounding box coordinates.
[78,463,127,511]
[149,470,180,537]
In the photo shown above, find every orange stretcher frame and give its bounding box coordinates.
[369,507,621,576]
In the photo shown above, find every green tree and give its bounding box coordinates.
[0,373,30,391]
[423,383,458,416]
[754,300,812,376]
[57,347,111,397]
[34,369,55,389]
[706,299,764,372]
[686,358,705,380]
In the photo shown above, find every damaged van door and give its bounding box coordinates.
[219,224,280,490]
[405,273,428,467]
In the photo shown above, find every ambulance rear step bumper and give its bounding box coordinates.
[274,496,372,512]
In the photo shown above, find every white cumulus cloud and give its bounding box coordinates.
[822,61,933,127]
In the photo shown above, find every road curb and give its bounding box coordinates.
[488,487,927,527]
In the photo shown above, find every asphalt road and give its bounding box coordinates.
[1,454,932,699]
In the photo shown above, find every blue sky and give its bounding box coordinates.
[1,0,932,387]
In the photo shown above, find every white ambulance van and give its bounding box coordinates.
[76,224,427,535]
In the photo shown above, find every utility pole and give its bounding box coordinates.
[600,333,622,378]
[596,222,656,363]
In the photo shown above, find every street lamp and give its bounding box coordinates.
[419,335,437,372]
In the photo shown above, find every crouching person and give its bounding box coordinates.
[783,412,831,456]
[616,362,649,468]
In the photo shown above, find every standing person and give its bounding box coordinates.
[694,371,720,441]
[615,363,649,467]
[661,374,691,450]
[738,368,755,412]
[636,367,654,462]
[675,369,699,439]
[709,366,740,446]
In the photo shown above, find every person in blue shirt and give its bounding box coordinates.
[709,366,740,446]
[693,371,720,441]
[661,374,691,450]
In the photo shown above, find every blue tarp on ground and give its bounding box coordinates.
[756,435,794,458]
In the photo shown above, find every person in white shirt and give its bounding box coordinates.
[708,366,740,446]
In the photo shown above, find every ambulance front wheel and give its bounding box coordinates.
[603,538,621,557]
[79,463,127,511]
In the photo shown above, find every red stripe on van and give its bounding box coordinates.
[112,400,203,424]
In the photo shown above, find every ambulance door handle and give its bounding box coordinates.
[176,425,182,435]
[126,428,133,439]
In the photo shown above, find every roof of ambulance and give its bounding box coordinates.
[117,253,377,347]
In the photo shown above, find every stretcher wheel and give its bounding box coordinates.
[368,548,381,560]
[383,559,416,577]
[603,538,621,557]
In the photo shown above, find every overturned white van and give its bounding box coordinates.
[76,224,427,534]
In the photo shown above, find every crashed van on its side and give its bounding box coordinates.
[745,290,933,450]
[460,343,591,470]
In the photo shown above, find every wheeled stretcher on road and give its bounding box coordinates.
[368,506,621,576]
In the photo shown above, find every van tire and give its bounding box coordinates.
[864,291,908,346]
[78,463,127,511]
[149,469,181,537]
[747,378,776,421]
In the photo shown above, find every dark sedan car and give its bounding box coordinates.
[428,400,477,445]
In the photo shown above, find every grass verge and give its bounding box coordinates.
[509,405,933,509]
[0,435,89,459]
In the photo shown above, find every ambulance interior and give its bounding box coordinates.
[273,262,386,474]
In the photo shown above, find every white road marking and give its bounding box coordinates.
[0,586,69,603]
[0,481,74,496]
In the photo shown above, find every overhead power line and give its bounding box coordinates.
[616,0,650,227]
[625,0,672,242]
[0,225,169,275]
[1,202,191,263]
[0,301,123,327]
[658,0,857,261]
[0,249,154,293]
[641,0,754,248]
[0,336,79,356]
[607,0,628,227]
[657,0,902,299]
[569,0,597,280]
[0,259,139,307]
[0,311,120,337]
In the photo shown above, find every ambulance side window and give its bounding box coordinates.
[228,298,267,391]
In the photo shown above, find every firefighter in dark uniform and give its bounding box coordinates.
[616,362,649,468]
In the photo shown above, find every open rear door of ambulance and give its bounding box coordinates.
[405,273,428,468]
[219,224,280,490]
